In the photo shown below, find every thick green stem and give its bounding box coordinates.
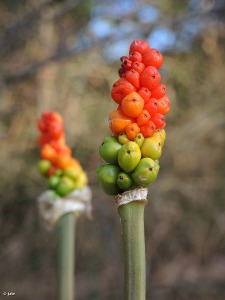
[56,213,76,300]
[118,201,146,300]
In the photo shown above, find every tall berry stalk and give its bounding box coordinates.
[117,192,147,300]
[97,39,170,299]
[56,213,76,300]
[37,111,91,300]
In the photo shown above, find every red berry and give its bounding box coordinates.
[121,58,132,70]
[138,87,151,103]
[37,119,47,132]
[150,84,167,99]
[120,56,129,62]
[111,78,136,104]
[157,95,170,115]
[48,122,64,140]
[129,51,142,62]
[129,40,150,55]
[142,48,164,69]
[144,98,158,116]
[125,69,140,89]
[137,110,151,126]
[119,67,126,78]
[151,113,166,129]
[140,66,161,91]
[131,62,145,74]
[140,120,156,138]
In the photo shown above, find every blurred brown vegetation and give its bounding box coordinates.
[0,0,225,299]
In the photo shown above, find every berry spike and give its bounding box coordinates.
[37,111,88,197]
[97,39,170,195]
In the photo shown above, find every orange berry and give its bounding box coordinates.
[125,123,140,140]
[137,110,151,126]
[121,92,144,118]
[140,120,156,138]
[41,144,57,163]
[55,154,74,170]
[108,109,135,136]
[157,95,170,115]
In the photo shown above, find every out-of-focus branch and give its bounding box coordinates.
[1,36,108,85]
[0,0,83,55]
[0,0,53,54]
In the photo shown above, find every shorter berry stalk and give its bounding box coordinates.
[118,200,146,300]
[56,213,76,300]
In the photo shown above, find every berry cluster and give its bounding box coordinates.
[37,111,88,197]
[110,39,170,138]
[97,40,170,196]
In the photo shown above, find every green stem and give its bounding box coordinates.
[118,201,146,300]
[56,213,76,300]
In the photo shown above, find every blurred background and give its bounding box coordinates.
[0,0,225,299]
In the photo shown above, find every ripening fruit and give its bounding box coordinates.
[157,95,170,115]
[96,164,122,195]
[118,132,130,145]
[150,84,167,99]
[117,172,133,190]
[141,137,162,160]
[63,166,83,181]
[131,62,145,74]
[118,141,141,173]
[129,51,142,62]
[142,48,164,69]
[152,129,166,146]
[131,158,160,186]
[129,40,150,55]
[138,87,151,103]
[125,123,140,140]
[144,98,158,116]
[151,113,166,130]
[137,110,151,126]
[47,175,61,189]
[99,137,122,164]
[55,176,76,196]
[134,133,145,148]
[140,120,156,138]
[111,78,136,104]
[125,69,140,89]
[140,66,161,91]
[121,92,144,118]
[37,159,51,175]
[108,109,135,136]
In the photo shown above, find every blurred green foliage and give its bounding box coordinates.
[0,0,225,299]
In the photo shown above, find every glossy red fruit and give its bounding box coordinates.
[157,95,170,115]
[120,56,129,62]
[37,119,47,132]
[140,66,161,91]
[140,120,156,138]
[125,69,140,89]
[111,78,136,104]
[119,67,126,78]
[137,110,151,126]
[129,40,150,55]
[121,58,132,70]
[48,122,64,140]
[150,84,167,99]
[131,62,145,74]
[129,51,142,62]
[142,48,164,69]
[151,113,166,129]
[144,98,158,116]
[138,87,151,103]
